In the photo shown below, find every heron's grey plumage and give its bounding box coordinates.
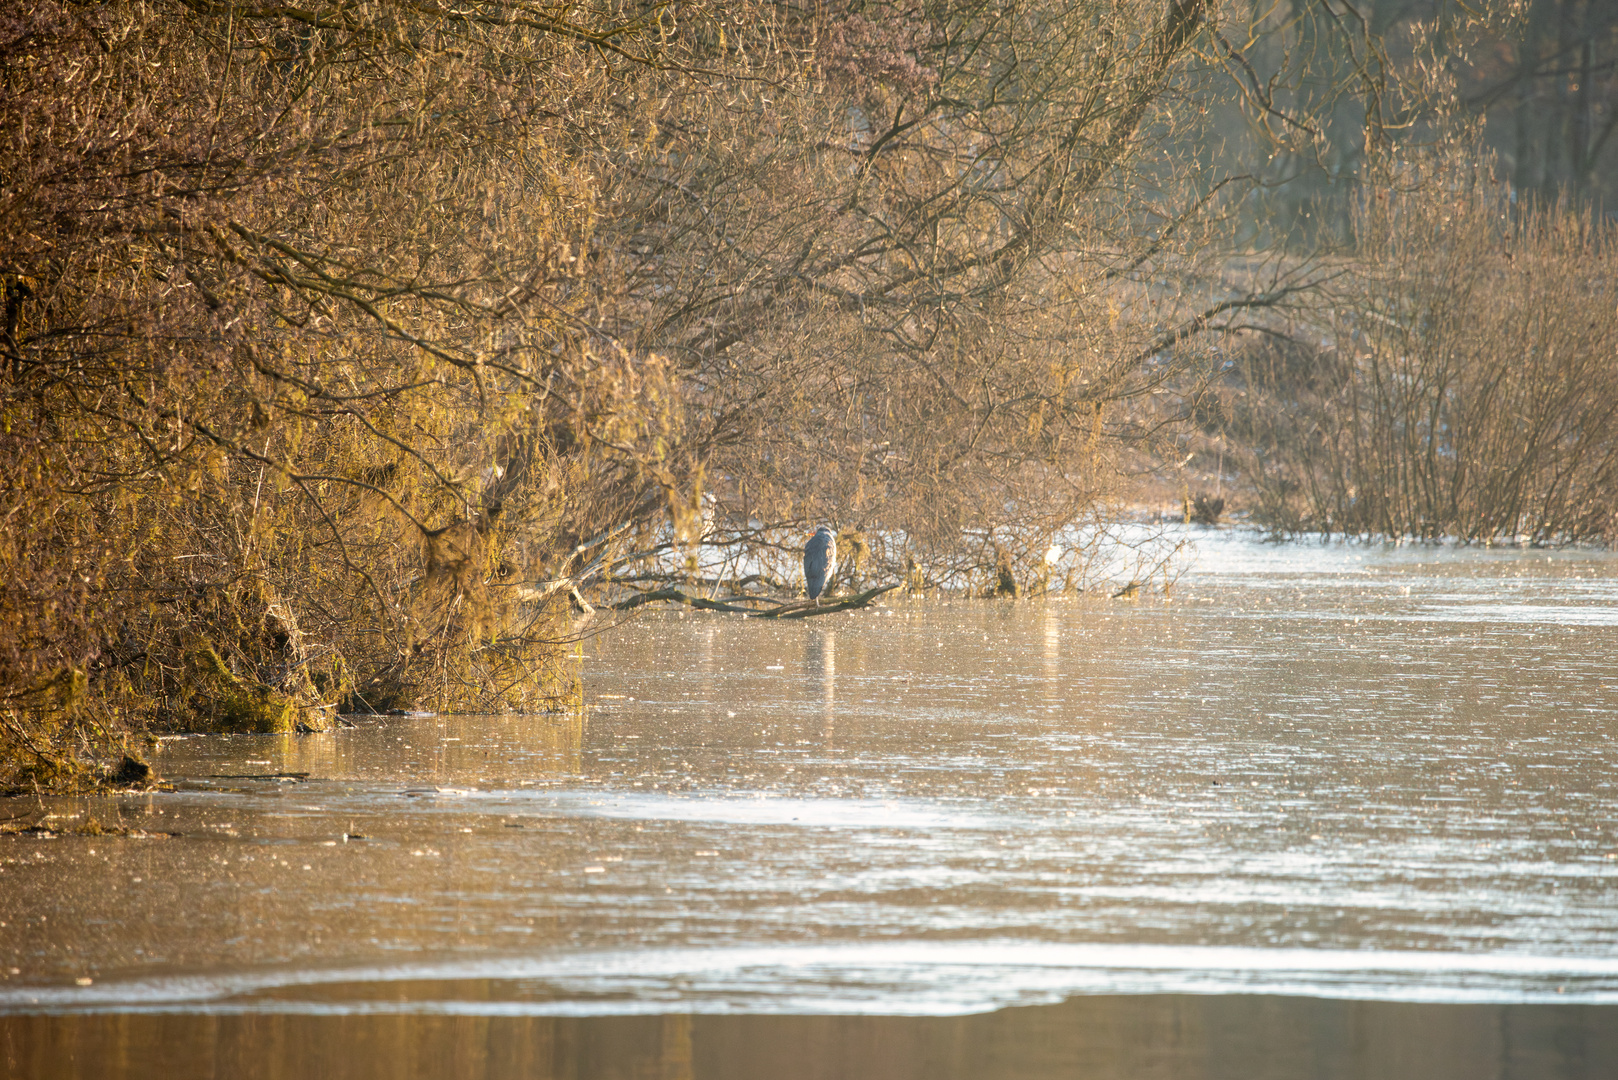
[804,526,835,601]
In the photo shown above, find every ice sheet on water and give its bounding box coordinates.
[6,942,1618,1016]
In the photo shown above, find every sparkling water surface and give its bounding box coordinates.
[3,531,1616,1015]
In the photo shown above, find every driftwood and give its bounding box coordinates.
[612,583,901,618]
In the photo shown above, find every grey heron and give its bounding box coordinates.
[804,525,835,601]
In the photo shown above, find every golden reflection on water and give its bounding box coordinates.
[807,628,835,742]
[270,710,588,783]
[4,994,1614,1080]
[1042,603,1062,708]
[5,538,1618,1061]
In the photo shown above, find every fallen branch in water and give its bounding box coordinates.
[609,588,764,614]
[755,584,904,618]
[611,583,901,618]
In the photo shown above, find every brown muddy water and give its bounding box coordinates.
[3,533,1618,1078]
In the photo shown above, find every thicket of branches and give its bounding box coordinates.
[591,0,1326,597]
[1204,1,1618,543]
[6,0,1611,786]
[1459,0,1618,207]
[0,0,701,784]
[1232,163,1618,542]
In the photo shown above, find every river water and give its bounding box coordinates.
[3,533,1617,1077]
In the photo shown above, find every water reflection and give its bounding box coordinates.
[805,628,835,741]
[4,535,1618,1025]
[5,994,1613,1080]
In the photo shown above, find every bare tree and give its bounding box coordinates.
[1234,155,1618,543]
[588,0,1320,595]
[0,0,705,783]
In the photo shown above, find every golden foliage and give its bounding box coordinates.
[0,0,699,784]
